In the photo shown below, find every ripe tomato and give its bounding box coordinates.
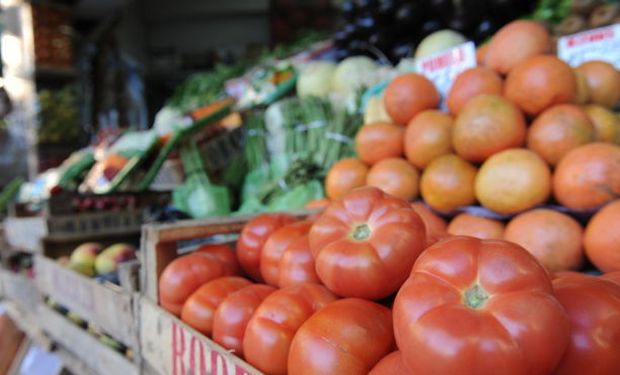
[237,213,297,281]
[368,351,409,375]
[243,283,337,375]
[288,298,394,375]
[278,235,320,288]
[180,277,251,336]
[196,243,241,275]
[158,252,236,316]
[212,284,276,358]
[309,187,426,299]
[393,236,570,375]
[601,270,620,286]
[552,273,620,375]
[260,221,313,286]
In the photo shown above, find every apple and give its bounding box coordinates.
[95,243,136,275]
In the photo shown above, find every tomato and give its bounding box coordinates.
[196,243,241,275]
[159,252,236,316]
[180,277,251,336]
[601,270,620,286]
[368,351,409,375]
[552,273,620,375]
[278,235,320,288]
[288,298,394,375]
[212,284,276,358]
[393,236,570,375]
[237,213,297,281]
[243,283,337,375]
[260,221,313,286]
[309,187,426,299]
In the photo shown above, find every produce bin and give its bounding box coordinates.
[0,268,40,310]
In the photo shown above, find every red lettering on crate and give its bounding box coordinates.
[211,350,229,375]
[172,322,186,375]
[189,336,208,375]
[235,366,253,375]
[567,29,615,47]
[421,48,465,72]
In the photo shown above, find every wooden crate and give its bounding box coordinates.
[37,304,138,375]
[3,300,53,351]
[139,297,261,375]
[0,269,40,310]
[34,230,141,348]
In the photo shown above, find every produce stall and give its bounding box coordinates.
[1,0,620,374]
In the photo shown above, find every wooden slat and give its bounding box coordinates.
[4,300,53,350]
[34,255,137,348]
[54,347,97,375]
[37,304,138,375]
[138,297,262,375]
[0,269,40,310]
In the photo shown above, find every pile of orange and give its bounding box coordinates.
[321,19,620,274]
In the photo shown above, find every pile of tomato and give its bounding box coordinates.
[158,186,620,375]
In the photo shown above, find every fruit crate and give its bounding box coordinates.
[37,303,138,375]
[0,268,40,311]
[3,192,169,253]
[34,231,141,349]
[139,297,262,375]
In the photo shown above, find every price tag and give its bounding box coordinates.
[557,24,620,69]
[416,41,477,102]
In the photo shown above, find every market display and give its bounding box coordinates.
[2,0,620,374]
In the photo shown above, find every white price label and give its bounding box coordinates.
[416,41,477,102]
[558,24,620,69]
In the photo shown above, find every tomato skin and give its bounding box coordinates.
[260,221,313,286]
[601,270,620,286]
[288,298,394,375]
[309,187,426,300]
[393,236,570,375]
[552,273,620,375]
[278,235,320,288]
[180,277,252,336]
[212,284,276,358]
[243,283,337,375]
[237,213,297,281]
[196,244,241,275]
[368,351,410,375]
[159,252,236,316]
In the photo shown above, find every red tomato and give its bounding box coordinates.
[393,236,570,375]
[180,277,251,336]
[159,252,236,316]
[212,284,276,358]
[552,273,620,375]
[288,298,394,375]
[243,283,337,375]
[260,221,313,286]
[237,213,297,281]
[368,351,410,375]
[309,187,426,299]
[278,235,320,288]
[601,270,620,286]
[196,243,241,275]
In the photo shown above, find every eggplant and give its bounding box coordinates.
[356,0,378,12]
[474,18,497,42]
[369,29,392,52]
[391,41,417,62]
[355,13,378,37]
[341,1,357,21]
[334,29,351,48]
[377,0,398,23]
[447,9,478,34]
[420,18,444,37]
[347,39,366,55]
[428,0,453,18]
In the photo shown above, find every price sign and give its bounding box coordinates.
[557,24,620,69]
[416,41,477,104]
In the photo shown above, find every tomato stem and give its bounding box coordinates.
[351,223,371,241]
[464,284,488,309]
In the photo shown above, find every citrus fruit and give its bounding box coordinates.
[574,69,590,105]
[584,200,620,272]
[325,158,368,200]
[576,60,620,109]
[383,73,440,125]
[404,110,453,169]
[583,104,620,143]
[420,154,477,212]
[453,94,527,162]
[366,158,419,201]
[446,67,503,115]
[447,213,505,240]
[355,122,404,165]
[475,148,552,214]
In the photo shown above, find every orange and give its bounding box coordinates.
[553,143,620,210]
[420,154,477,212]
[476,43,489,66]
[355,122,404,165]
[574,69,590,105]
[325,158,368,200]
[411,202,447,238]
[576,60,620,109]
[404,110,453,169]
[527,104,594,166]
[584,200,620,272]
[504,209,584,272]
[504,55,577,117]
[447,213,505,240]
[484,20,552,75]
[366,158,419,201]
[383,73,440,125]
[475,148,552,215]
[446,67,503,115]
[453,94,527,162]
[583,105,620,143]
